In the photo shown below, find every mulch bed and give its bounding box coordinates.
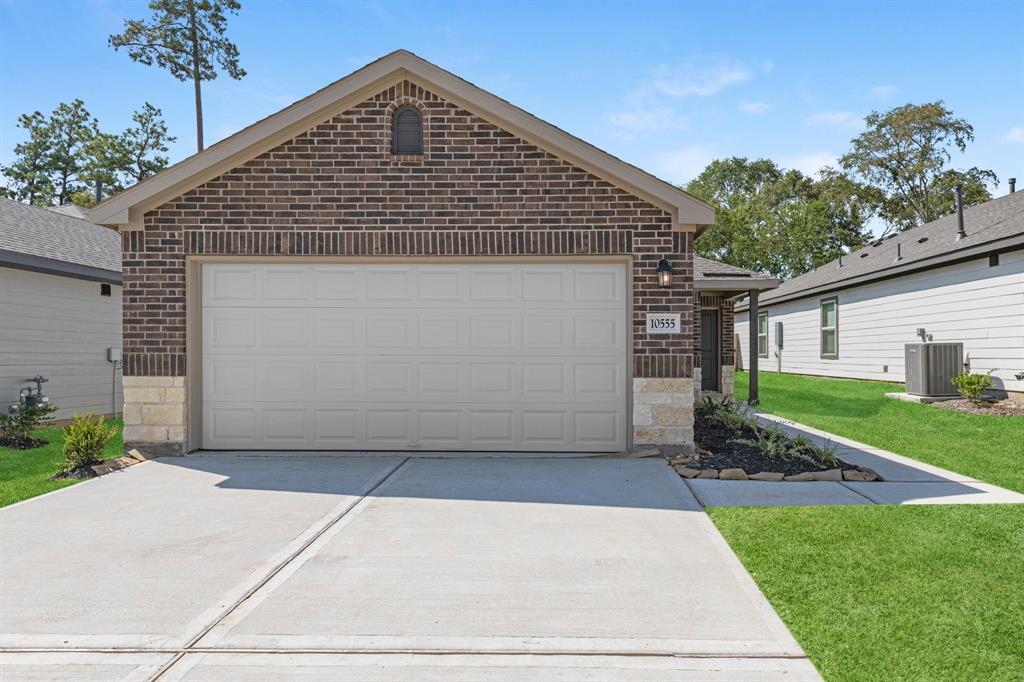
[694,412,857,477]
[930,398,1024,417]
[0,436,45,450]
[50,467,97,481]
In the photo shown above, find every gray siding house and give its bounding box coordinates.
[0,198,123,419]
[736,189,1024,395]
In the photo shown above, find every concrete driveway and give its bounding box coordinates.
[1,454,818,681]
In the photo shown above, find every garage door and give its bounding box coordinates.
[201,262,628,451]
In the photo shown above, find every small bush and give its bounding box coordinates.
[696,396,756,432]
[952,372,993,403]
[61,414,118,473]
[0,402,57,449]
[731,426,840,469]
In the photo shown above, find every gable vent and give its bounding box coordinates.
[393,106,423,155]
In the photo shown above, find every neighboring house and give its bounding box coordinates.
[91,50,776,456]
[736,189,1024,395]
[0,198,123,419]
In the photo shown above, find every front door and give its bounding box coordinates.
[700,309,719,392]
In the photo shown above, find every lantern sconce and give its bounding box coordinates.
[656,258,673,288]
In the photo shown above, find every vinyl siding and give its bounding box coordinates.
[0,267,123,419]
[736,250,1024,393]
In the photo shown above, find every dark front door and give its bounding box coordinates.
[700,309,720,392]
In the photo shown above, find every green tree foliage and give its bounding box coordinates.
[2,102,174,207]
[109,0,246,152]
[687,158,879,280]
[840,102,997,233]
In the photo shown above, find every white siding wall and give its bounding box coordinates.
[0,267,123,419]
[736,250,1024,393]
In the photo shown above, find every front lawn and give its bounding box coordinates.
[711,505,1024,681]
[734,371,1024,493]
[0,419,123,507]
[717,372,1024,680]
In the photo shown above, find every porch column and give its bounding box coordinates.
[748,289,759,405]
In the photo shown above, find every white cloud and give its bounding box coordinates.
[780,152,838,176]
[1002,126,1024,143]
[870,84,899,97]
[607,108,688,137]
[646,60,754,99]
[805,111,862,128]
[656,145,716,185]
[739,101,771,115]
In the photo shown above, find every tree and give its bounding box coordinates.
[1,112,54,205]
[687,158,879,280]
[840,102,997,233]
[109,0,246,152]
[2,102,174,207]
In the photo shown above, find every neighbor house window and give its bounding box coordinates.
[392,106,423,155]
[820,297,838,359]
[757,312,768,358]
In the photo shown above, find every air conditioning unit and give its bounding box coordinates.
[905,343,963,397]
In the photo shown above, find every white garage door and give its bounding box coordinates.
[201,262,628,451]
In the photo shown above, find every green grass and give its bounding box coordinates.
[711,505,1024,682]
[0,419,123,507]
[715,372,1024,680]
[734,371,1024,492]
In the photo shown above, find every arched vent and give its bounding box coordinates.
[392,106,423,155]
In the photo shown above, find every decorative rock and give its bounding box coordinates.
[696,469,719,479]
[813,469,843,481]
[843,468,880,482]
[749,471,785,482]
[784,472,817,482]
[675,466,701,478]
[719,468,748,480]
[668,453,694,466]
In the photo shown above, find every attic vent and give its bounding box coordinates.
[917,236,929,244]
[392,106,423,155]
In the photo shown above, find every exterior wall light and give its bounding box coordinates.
[657,258,674,288]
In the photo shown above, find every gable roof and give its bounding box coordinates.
[0,198,121,283]
[91,50,714,232]
[737,190,1024,310]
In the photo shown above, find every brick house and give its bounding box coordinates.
[91,51,776,456]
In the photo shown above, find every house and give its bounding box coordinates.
[91,50,777,456]
[0,198,123,419]
[736,189,1024,395]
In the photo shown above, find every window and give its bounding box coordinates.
[820,297,838,358]
[757,312,768,358]
[100,283,111,297]
[392,106,423,155]
[989,253,1000,267]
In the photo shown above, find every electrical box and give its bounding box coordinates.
[108,347,122,363]
[775,321,783,349]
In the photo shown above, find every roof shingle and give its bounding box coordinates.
[0,198,121,273]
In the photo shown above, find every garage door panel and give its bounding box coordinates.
[202,263,628,451]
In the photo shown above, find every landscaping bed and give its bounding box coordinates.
[930,398,1024,417]
[670,397,879,482]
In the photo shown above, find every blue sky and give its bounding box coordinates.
[2,0,1023,216]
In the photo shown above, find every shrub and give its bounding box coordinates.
[0,402,57,449]
[61,414,118,473]
[696,396,756,432]
[951,372,993,403]
[732,426,840,469]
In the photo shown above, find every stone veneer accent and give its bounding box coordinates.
[721,364,735,397]
[122,376,186,455]
[632,378,695,448]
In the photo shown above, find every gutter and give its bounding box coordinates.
[0,249,122,285]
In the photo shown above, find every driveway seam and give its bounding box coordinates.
[148,456,410,682]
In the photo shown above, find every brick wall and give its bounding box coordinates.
[122,80,695,381]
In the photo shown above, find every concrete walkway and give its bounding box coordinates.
[685,413,1024,508]
[0,455,819,681]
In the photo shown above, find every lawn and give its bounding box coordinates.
[711,505,1024,681]
[715,372,1024,681]
[0,419,123,507]
[734,371,1024,493]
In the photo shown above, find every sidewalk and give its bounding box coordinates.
[684,413,1024,508]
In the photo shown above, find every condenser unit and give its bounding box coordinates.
[905,343,963,397]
